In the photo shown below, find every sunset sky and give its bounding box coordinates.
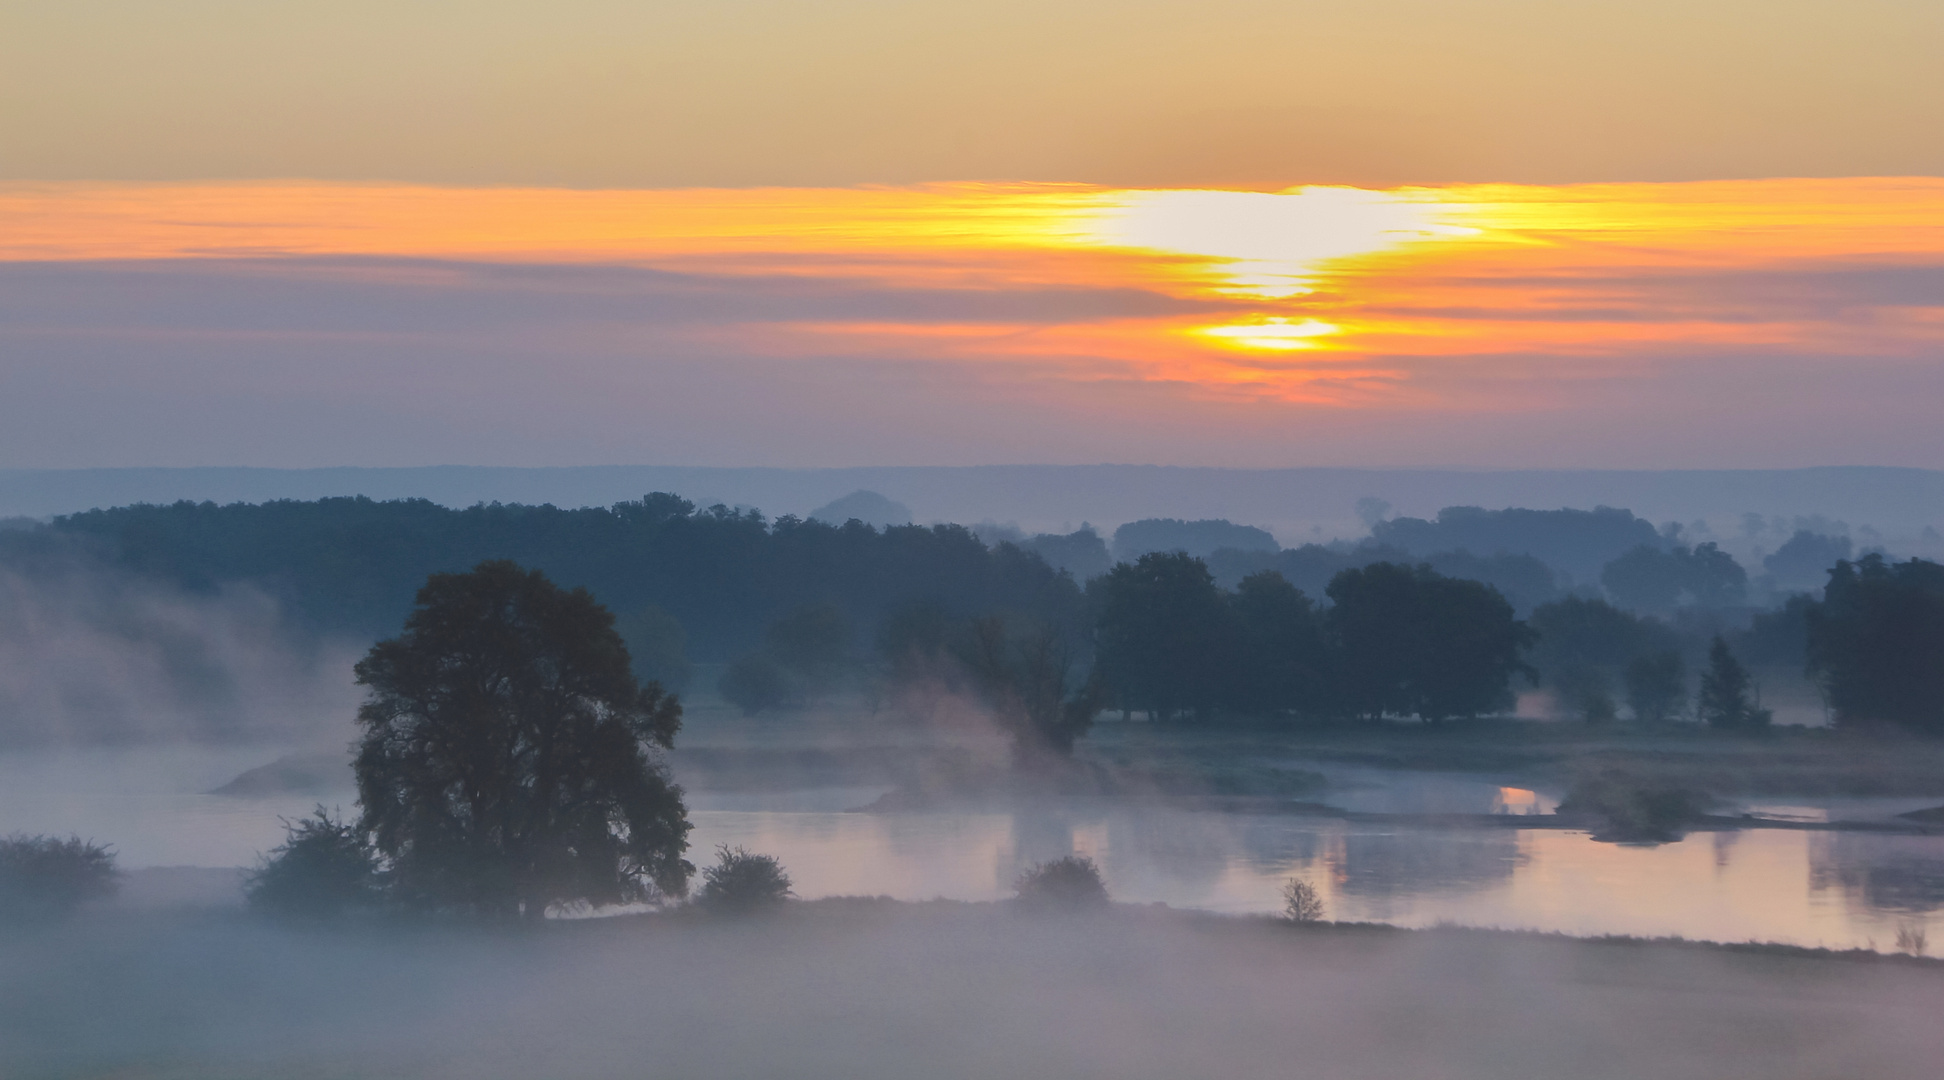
[4,1,1942,469]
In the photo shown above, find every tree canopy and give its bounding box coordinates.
[1089,556,1532,723]
[1697,636,1771,731]
[30,493,1086,663]
[352,560,691,920]
[1601,542,1748,614]
[1327,563,1535,721]
[1526,596,1682,722]
[1090,552,1232,721]
[1808,554,1944,733]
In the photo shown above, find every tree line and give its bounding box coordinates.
[1068,550,1932,734]
[1083,553,1537,723]
[11,492,1938,739]
[11,493,1086,664]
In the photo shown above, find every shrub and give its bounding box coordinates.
[0,833,119,920]
[696,845,793,914]
[1282,878,1325,922]
[1558,768,1713,843]
[1013,855,1109,911]
[245,808,383,919]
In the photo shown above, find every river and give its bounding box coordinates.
[4,742,1941,951]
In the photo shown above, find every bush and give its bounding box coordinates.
[245,808,383,919]
[718,654,792,715]
[696,845,793,914]
[1558,768,1713,843]
[1013,855,1109,911]
[1282,878,1325,922]
[0,833,119,920]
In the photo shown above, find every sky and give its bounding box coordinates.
[3,0,1943,469]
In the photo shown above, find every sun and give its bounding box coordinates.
[1195,317,1342,351]
[1075,186,1473,299]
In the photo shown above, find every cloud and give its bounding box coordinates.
[2,180,1943,467]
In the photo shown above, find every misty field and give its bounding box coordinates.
[6,901,1943,1080]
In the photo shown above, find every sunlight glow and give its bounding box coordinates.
[1196,318,1342,350]
[1080,187,1475,298]
[4,178,1942,406]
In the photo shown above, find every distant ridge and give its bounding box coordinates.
[4,465,1942,539]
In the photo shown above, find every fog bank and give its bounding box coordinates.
[5,905,1941,1080]
[0,561,359,745]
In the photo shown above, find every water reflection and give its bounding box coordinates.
[1811,833,1944,914]
[1324,830,1527,900]
[1323,770,1557,815]
[5,747,1944,952]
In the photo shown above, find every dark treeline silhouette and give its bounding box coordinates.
[1205,543,1559,615]
[13,493,1085,664]
[1808,554,1944,734]
[7,491,1935,739]
[1088,553,1532,722]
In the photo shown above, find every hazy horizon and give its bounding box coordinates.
[8,5,1944,1075]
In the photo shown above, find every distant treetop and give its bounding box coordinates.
[1111,518,1279,563]
[1372,506,1662,583]
[808,490,912,529]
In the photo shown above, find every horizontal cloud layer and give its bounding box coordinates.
[1,179,1941,468]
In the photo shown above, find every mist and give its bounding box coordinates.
[0,556,359,748]
[6,487,1944,1080]
[8,904,1944,1080]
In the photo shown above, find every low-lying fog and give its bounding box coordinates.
[8,903,1942,1080]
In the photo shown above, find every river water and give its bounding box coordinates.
[4,743,1942,951]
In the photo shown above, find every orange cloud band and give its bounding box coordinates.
[5,177,1941,405]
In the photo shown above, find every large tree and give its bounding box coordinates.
[353,560,691,920]
[1808,554,1944,733]
[1225,570,1328,716]
[1091,552,1232,720]
[1327,562,1534,722]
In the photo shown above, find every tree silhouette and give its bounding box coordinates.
[952,615,1103,761]
[1226,570,1327,715]
[696,845,793,914]
[1697,636,1770,731]
[0,834,118,921]
[1601,543,1747,614]
[1527,596,1679,722]
[1091,552,1231,720]
[1808,554,1944,732]
[1327,563,1534,722]
[353,560,691,920]
[245,808,382,919]
[1624,650,1687,723]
